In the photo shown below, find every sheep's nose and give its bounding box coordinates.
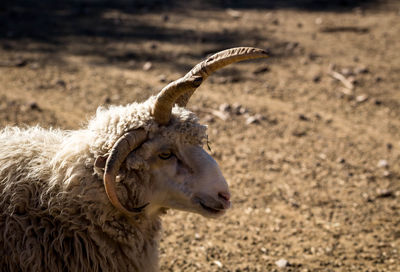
[218,191,231,202]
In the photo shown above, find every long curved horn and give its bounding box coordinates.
[152,47,268,125]
[103,129,148,216]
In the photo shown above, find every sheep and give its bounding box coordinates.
[0,47,267,272]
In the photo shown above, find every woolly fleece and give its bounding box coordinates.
[0,96,207,272]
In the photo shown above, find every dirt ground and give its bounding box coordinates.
[1,0,399,271]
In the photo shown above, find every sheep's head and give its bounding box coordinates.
[95,47,267,218]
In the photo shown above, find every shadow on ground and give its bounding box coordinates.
[0,0,381,70]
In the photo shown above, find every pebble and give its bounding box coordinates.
[355,65,369,74]
[246,116,259,125]
[28,101,41,111]
[356,94,368,103]
[312,74,321,83]
[226,9,242,19]
[56,79,66,88]
[275,258,288,268]
[377,159,389,168]
[340,87,353,96]
[158,74,167,83]
[299,114,309,121]
[194,233,202,240]
[219,103,231,112]
[142,61,152,71]
[376,188,394,198]
[341,68,353,77]
[383,170,391,177]
[104,97,112,104]
[213,260,223,268]
[337,157,346,164]
[315,17,323,25]
[232,103,247,115]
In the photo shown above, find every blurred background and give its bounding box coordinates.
[0,0,399,271]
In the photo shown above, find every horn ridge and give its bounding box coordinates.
[152,47,268,124]
[103,129,148,216]
[152,76,203,125]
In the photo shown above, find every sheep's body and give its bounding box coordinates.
[0,128,159,272]
[0,96,205,271]
[0,47,266,271]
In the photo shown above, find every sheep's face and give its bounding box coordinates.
[129,135,231,218]
[98,47,267,217]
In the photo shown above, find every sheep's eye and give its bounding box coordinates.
[158,151,173,160]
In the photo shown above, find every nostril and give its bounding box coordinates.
[218,192,231,202]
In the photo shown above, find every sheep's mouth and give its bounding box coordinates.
[199,201,224,214]
[193,195,229,217]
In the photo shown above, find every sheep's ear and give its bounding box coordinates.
[94,155,108,169]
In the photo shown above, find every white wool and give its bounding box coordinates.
[0,96,207,272]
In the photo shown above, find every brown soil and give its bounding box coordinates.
[1,1,399,271]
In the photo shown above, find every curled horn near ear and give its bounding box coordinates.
[101,129,149,216]
[152,47,268,125]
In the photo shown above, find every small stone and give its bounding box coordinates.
[260,247,267,253]
[355,65,369,74]
[382,170,391,177]
[227,9,241,19]
[299,114,309,121]
[377,159,389,168]
[312,74,321,83]
[340,87,354,97]
[232,103,243,115]
[292,130,307,137]
[158,74,167,83]
[319,153,327,160]
[376,188,394,198]
[347,76,357,85]
[275,258,288,268]
[219,103,231,112]
[213,260,223,268]
[246,116,259,125]
[254,113,266,121]
[337,157,346,164]
[239,107,248,115]
[56,79,66,88]
[142,61,152,71]
[315,17,323,25]
[29,102,41,111]
[194,233,201,240]
[356,94,368,103]
[340,68,353,77]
